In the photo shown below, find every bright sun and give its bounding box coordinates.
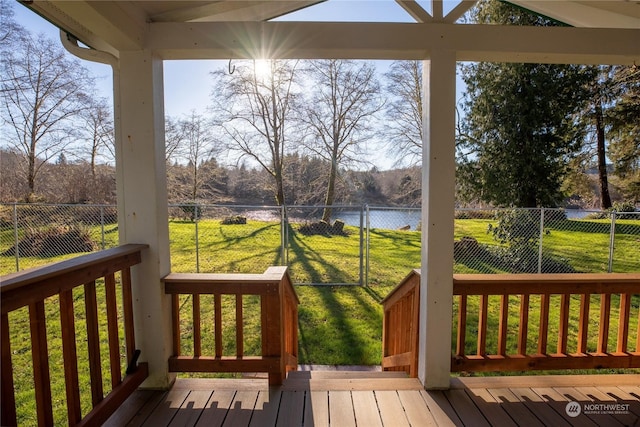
[253,59,271,80]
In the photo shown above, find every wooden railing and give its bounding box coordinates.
[381,271,640,376]
[163,266,299,385]
[381,269,420,377]
[452,273,640,372]
[1,244,148,427]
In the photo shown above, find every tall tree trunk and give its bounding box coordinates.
[322,160,338,223]
[595,97,612,209]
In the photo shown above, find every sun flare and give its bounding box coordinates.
[253,59,271,80]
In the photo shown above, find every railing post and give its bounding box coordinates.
[608,211,616,273]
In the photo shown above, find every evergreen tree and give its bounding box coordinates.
[457,0,593,208]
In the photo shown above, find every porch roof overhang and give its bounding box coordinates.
[21,0,640,64]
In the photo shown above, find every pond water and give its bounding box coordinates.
[336,209,421,231]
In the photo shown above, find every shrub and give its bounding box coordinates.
[221,216,247,225]
[2,224,96,257]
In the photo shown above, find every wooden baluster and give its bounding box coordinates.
[105,273,121,388]
[215,293,222,358]
[498,294,509,356]
[598,293,611,354]
[263,282,283,385]
[637,300,640,353]
[456,294,467,357]
[121,267,136,363]
[171,294,180,356]
[84,281,104,406]
[538,293,550,355]
[60,289,81,424]
[236,294,244,358]
[410,285,420,377]
[577,294,590,354]
[30,300,53,426]
[1,313,17,427]
[193,294,201,357]
[518,294,530,356]
[477,295,488,356]
[617,293,631,353]
[557,294,570,355]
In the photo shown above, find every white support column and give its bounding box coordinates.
[115,50,174,388]
[418,50,456,389]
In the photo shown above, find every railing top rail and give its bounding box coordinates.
[164,268,288,286]
[453,273,640,295]
[381,268,421,305]
[1,244,148,314]
[0,244,148,290]
[453,272,640,284]
[163,266,299,303]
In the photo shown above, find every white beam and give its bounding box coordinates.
[419,49,456,390]
[512,1,640,29]
[150,1,324,22]
[25,1,146,53]
[147,21,640,65]
[115,50,173,389]
[396,0,432,23]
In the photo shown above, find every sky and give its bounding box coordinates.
[11,0,467,169]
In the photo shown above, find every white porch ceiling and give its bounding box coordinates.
[21,0,640,64]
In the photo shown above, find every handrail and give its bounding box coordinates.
[163,266,299,385]
[1,244,148,427]
[382,271,640,377]
[380,269,420,377]
[452,273,640,372]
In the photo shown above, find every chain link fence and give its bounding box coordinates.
[0,204,118,273]
[2,204,639,284]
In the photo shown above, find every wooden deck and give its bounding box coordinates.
[104,372,640,426]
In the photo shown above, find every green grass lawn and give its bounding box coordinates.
[2,216,639,424]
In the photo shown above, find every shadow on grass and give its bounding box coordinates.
[286,231,354,284]
[297,285,383,365]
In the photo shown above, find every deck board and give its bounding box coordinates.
[463,387,516,427]
[276,391,305,426]
[303,390,329,427]
[195,390,236,427]
[105,374,640,426]
[328,390,356,427]
[249,390,282,427]
[351,391,383,427]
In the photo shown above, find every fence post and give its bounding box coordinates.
[281,205,287,265]
[100,205,106,250]
[538,208,545,274]
[359,205,364,286]
[608,211,616,273]
[13,203,19,272]
[195,205,200,273]
[365,204,370,287]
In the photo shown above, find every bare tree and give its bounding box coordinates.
[165,115,185,165]
[79,96,114,176]
[304,59,384,222]
[383,60,423,166]
[211,59,301,205]
[178,111,219,201]
[1,29,94,201]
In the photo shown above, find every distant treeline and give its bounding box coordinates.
[0,149,423,207]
